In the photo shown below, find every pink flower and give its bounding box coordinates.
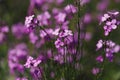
[24,56,41,68]
[25,15,35,28]
[55,12,66,23]
[96,39,103,50]
[55,38,64,48]
[92,67,100,75]
[96,55,104,63]
[101,14,110,22]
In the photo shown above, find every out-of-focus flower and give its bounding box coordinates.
[97,0,109,11]
[0,26,9,43]
[37,11,51,26]
[29,32,38,44]
[96,55,104,63]
[54,54,64,64]
[55,38,64,48]
[52,28,60,36]
[0,26,9,33]
[80,0,90,6]
[83,13,92,24]
[85,32,92,41]
[50,72,55,78]
[16,77,28,80]
[12,23,27,39]
[64,4,77,14]
[55,12,66,23]
[105,40,120,62]
[55,0,64,4]
[30,67,42,79]
[8,43,28,74]
[92,67,100,75]
[96,40,120,62]
[39,30,47,38]
[59,29,73,38]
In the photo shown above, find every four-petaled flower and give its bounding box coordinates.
[25,15,35,28]
[55,38,64,48]
[24,56,41,68]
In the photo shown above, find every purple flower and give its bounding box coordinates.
[101,11,119,36]
[37,11,51,26]
[55,0,64,4]
[108,11,119,15]
[30,67,42,79]
[101,14,110,22]
[106,51,114,62]
[96,39,104,50]
[12,23,27,39]
[55,12,66,23]
[25,15,35,28]
[0,32,5,43]
[54,54,64,64]
[8,43,28,74]
[39,30,47,38]
[50,72,55,78]
[96,40,120,62]
[0,26,9,33]
[97,0,109,11]
[25,15,37,31]
[83,13,92,24]
[96,55,104,63]
[59,29,73,38]
[64,36,73,44]
[24,56,41,68]
[80,0,90,6]
[92,67,100,75]
[85,32,92,41]
[29,32,38,44]
[64,4,77,14]
[55,38,64,48]
[0,26,9,43]
[106,19,117,29]
[52,28,60,36]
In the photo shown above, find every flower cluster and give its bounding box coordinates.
[8,43,28,74]
[2,0,120,79]
[101,11,119,36]
[96,40,120,62]
[94,11,120,76]
[24,56,41,68]
[54,29,73,49]
[24,56,42,79]
[25,15,38,32]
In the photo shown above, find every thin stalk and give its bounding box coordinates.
[75,0,81,56]
[38,66,47,80]
[96,57,106,80]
